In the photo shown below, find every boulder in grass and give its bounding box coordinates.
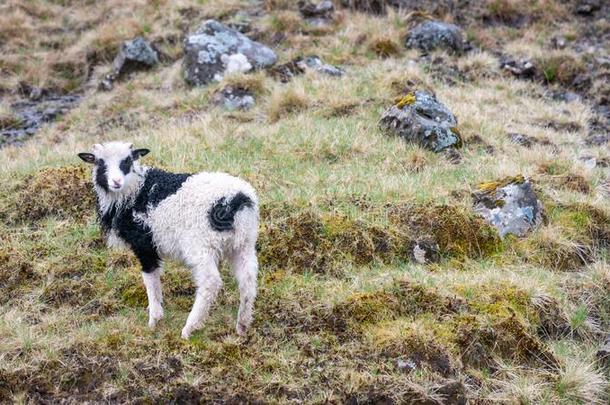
[100,37,159,91]
[379,91,462,152]
[472,175,543,238]
[299,0,335,26]
[183,20,277,86]
[406,21,465,54]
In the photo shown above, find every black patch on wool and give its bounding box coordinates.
[95,159,109,192]
[208,192,254,232]
[119,156,133,175]
[139,169,192,208]
[100,168,191,273]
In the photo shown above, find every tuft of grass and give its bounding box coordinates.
[368,37,401,58]
[536,53,586,86]
[267,86,310,122]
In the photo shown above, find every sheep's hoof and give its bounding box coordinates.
[148,307,164,329]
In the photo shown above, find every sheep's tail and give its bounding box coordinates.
[208,192,255,232]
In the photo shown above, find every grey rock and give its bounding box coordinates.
[299,0,334,18]
[473,177,543,238]
[551,36,567,50]
[406,21,465,53]
[576,0,600,15]
[183,20,277,86]
[297,56,344,76]
[578,155,597,170]
[113,37,159,75]
[410,238,440,264]
[500,56,537,78]
[379,91,462,152]
[396,358,417,372]
[270,56,344,82]
[99,37,159,91]
[212,86,255,111]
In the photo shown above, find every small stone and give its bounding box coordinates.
[270,56,344,82]
[500,56,537,78]
[299,0,334,18]
[597,335,610,368]
[576,0,601,15]
[508,132,535,148]
[551,36,567,50]
[296,56,344,77]
[379,90,462,152]
[212,86,255,111]
[396,358,417,372]
[578,155,597,170]
[410,238,440,264]
[406,21,465,54]
[473,176,543,238]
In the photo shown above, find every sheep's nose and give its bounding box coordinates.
[111,178,123,187]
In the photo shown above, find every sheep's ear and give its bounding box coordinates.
[132,148,150,160]
[78,153,96,164]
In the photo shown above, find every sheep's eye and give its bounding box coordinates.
[119,156,133,174]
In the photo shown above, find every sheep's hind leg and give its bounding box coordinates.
[181,256,222,339]
[231,246,258,336]
[142,267,164,328]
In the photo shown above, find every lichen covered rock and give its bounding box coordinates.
[406,21,465,53]
[379,91,462,152]
[473,176,543,238]
[183,20,277,86]
[100,37,159,90]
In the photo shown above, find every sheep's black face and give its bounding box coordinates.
[78,142,149,193]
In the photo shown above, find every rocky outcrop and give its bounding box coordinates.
[473,176,543,238]
[379,91,462,152]
[183,20,277,86]
[406,21,465,53]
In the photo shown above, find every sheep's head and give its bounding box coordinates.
[78,141,149,194]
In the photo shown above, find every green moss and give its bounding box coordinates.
[391,204,504,259]
[475,174,525,194]
[11,165,95,223]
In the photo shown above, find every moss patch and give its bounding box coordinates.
[12,166,95,223]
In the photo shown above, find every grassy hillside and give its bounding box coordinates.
[1,0,609,403]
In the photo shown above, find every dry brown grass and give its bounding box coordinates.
[267,85,310,122]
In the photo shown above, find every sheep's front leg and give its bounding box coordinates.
[142,267,164,328]
[181,256,222,339]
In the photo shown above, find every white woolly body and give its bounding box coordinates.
[83,141,260,339]
[144,172,259,264]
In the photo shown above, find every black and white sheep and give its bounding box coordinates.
[78,141,259,339]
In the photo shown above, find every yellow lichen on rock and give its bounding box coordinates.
[394,92,416,109]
